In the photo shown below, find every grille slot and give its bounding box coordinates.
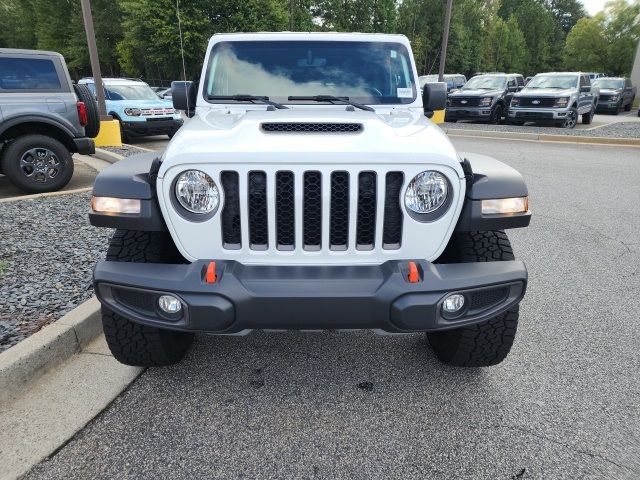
[468,287,509,311]
[329,172,350,250]
[221,171,241,249]
[356,172,377,249]
[114,289,156,315]
[262,123,363,133]
[248,171,268,250]
[276,171,295,250]
[383,172,403,249]
[303,171,322,249]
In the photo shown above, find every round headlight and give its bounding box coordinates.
[405,171,448,214]
[175,170,219,214]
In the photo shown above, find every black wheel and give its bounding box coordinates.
[428,231,519,367]
[562,107,578,128]
[73,83,100,138]
[102,230,193,367]
[0,134,74,193]
[489,104,503,124]
[118,121,130,144]
[624,98,633,112]
[582,104,595,124]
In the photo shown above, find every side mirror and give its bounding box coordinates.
[580,85,591,93]
[422,82,447,117]
[508,86,517,92]
[172,81,196,117]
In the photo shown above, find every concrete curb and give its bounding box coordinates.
[443,128,640,147]
[0,297,102,404]
[92,148,124,164]
[0,187,92,204]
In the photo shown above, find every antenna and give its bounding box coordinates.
[175,0,190,113]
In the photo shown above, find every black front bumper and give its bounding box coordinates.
[94,260,527,334]
[122,118,183,136]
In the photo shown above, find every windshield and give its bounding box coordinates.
[526,75,577,89]
[204,41,416,105]
[462,76,506,90]
[419,75,454,88]
[105,84,159,101]
[593,79,624,89]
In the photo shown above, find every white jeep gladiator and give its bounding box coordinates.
[89,32,531,368]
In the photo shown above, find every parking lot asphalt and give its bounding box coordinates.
[25,138,640,479]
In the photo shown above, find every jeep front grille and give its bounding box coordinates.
[220,169,404,252]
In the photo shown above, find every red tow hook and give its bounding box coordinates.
[205,261,217,284]
[407,261,420,283]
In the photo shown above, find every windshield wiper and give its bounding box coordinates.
[207,94,288,109]
[287,95,375,112]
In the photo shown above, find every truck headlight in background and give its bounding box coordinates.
[91,196,141,214]
[479,97,493,107]
[481,197,528,215]
[405,171,448,214]
[609,95,619,102]
[175,170,220,214]
[124,108,142,116]
[553,97,569,108]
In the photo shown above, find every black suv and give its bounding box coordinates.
[445,74,523,124]
[0,49,99,193]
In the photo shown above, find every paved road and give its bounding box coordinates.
[26,138,640,479]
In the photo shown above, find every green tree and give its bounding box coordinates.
[564,15,608,71]
[483,15,528,73]
[603,0,640,75]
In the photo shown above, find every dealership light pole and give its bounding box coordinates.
[80,0,110,120]
[438,0,453,82]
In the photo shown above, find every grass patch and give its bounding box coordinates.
[0,260,8,279]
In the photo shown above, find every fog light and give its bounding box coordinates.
[443,294,465,313]
[158,295,182,314]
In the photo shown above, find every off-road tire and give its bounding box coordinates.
[428,231,519,367]
[624,98,633,112]
[102,230,193,366]
[582,104,595,124]
[0,134,74,193]
[489,104,503,124]
[73,83,100,138]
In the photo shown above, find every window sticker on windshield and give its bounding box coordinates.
[390,50,397,58]
[397,87,413,98]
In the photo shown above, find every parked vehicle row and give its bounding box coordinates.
[444,71,635,128]
[78,78,183,142]
[0,48,99,193]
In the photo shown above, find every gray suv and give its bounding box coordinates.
[0,49,99,193]
[508,72,598,128]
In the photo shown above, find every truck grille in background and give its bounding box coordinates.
[261,123,363,133]
[220,170,404,253]
[598,94,613,102]
[449,97,481,107]
[517,98,556,107]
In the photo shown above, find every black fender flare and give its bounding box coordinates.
[0,114,77,139]
[455,153,531,231]
[90,153,167,231]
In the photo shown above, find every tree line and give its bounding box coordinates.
[1,0,638,85]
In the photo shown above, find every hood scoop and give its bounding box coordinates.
[261,122,363,133]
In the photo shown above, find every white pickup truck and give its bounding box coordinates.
[89,32,531,368]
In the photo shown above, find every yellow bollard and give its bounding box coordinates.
[93,119,122,147]
[431,109,446,124]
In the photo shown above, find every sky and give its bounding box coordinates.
[580,0,608,15]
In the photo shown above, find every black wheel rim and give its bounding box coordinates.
[19,148,62,183]
[564,111,577,128]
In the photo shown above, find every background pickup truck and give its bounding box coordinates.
[592,77,636,114]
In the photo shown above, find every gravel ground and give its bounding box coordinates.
[0,193,112,351]
[25,139,640,479]
[100,145,149,158]
[445,120,640,138]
